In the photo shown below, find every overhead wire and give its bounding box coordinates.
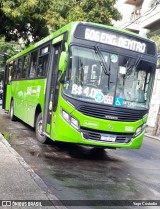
[118,0,160,29]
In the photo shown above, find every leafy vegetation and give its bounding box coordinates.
[151,35,160,52]
[151,35,160,66]
[0,37,21,71]
[0,0,50,45]
[46,0,121,33]
[0,0,121,72]
[0,0,121,44]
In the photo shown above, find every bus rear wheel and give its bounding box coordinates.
[35,112,47,144]
[10,100,16,121]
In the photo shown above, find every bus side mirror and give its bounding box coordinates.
[58,51,68,72]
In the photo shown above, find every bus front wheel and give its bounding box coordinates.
[10,100,16,121]
[35,112,47,144]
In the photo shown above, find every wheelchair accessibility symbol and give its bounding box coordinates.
[114,97,123,106]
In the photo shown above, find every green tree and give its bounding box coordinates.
[0,0,49,45]
[0,37,21,70]
[46,0,122,32]
[151,35,160,66]
[151,35,160,51]
[0,0,121,45]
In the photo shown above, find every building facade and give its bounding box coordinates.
[115,0,160,132]
[115,0,160,37]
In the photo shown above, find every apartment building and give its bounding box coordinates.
[115,0,160,36]
[115,0,160,131]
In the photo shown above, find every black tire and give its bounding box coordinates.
[35,112,47,144]
[10,100,16,121]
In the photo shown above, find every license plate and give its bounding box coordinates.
[101,135,116,142]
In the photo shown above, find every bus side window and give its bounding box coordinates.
[8,68,11,83]
[37,46,50,77]
[17,57,24,79]
[29,51,38,78]
[23,55,30,78]
[11,61,17,80]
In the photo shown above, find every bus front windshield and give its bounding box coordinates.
[63,46,155,110]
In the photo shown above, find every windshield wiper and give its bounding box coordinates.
[94,46,110,75]
[126,55,142,77]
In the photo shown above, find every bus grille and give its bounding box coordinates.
[78,105,144,122]
[81,128,133,144]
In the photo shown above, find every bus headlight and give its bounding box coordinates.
[62,110,70,122]
[61,109,79,130]
[141,123,146,130]
[70,117,79,129]
[135,123,146,137]
[135,126,142,137]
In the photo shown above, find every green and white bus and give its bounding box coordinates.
[3,22,157,149]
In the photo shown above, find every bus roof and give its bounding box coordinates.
[7,21,153,63]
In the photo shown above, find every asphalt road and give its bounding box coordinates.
[0,100,160,209]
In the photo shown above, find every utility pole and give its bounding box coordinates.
[153,53,160,136]
[153,105,160,136]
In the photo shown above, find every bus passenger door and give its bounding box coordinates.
[43,43,61,137]
[2,64,11,111]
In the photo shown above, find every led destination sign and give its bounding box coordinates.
[74,24,156,55]
[85,28,146,53]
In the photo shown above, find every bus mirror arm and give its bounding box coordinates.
[58,51,68,72]
[57,70,65,83]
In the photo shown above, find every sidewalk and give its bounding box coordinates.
[0,133,66,209]
[145,126,160,141]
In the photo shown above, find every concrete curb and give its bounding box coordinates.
[145,133,160,141]
[0,133,67,209]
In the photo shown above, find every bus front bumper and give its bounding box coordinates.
[55,115,144,149]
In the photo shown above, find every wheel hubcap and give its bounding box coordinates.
[38,119,43,136]
[11,104,13,117]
